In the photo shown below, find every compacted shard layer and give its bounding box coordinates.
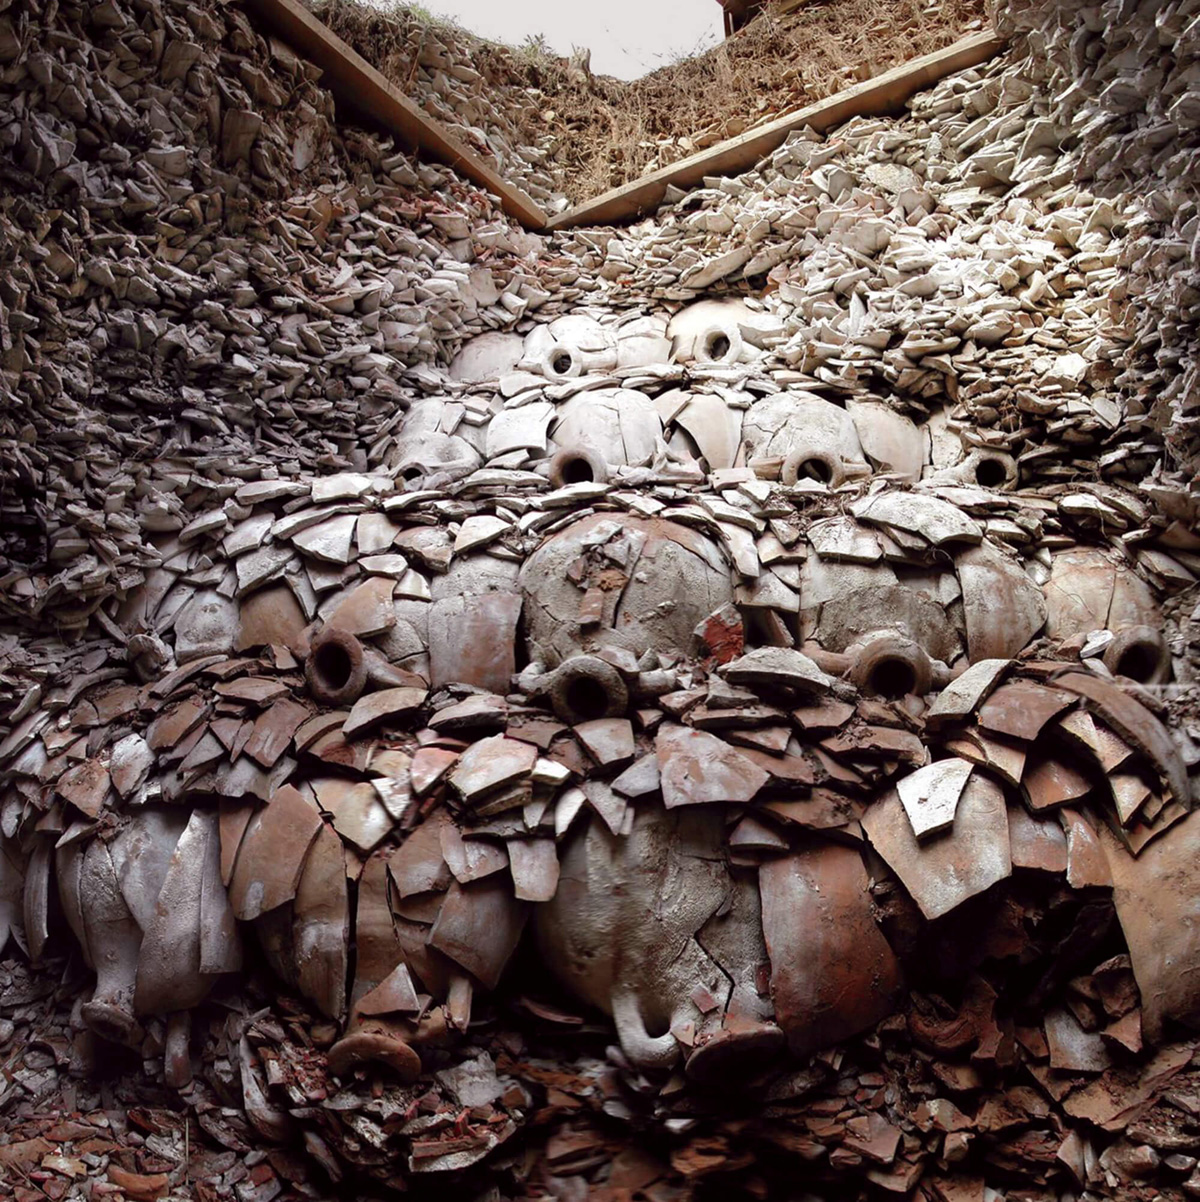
[1,0,1200,1196]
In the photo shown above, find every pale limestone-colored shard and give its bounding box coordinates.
[507,838,560,902]
[719,646,833,693]
[453,514,509,554]
[853,491,982,546]
[895,757,974,839]
[293,514,358,564]
[926,659,1010,729]
[448,734,537,803]
[312,473,376,503]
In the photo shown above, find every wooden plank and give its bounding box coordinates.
[244,0,548,231]
[547,30,1005,231]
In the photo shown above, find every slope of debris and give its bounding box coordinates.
[0,0,1199,1198]
[312,0,991,207]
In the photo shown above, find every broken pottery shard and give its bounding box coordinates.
[325,577,397,637]
[611,753,661,798]
[453,514,509,554]
[356,961,421,1016]
[136,810,236,1014]
[410,746,460,796]
[574,718,635,768]
[977,680,1075,743]
[228,785,323,921]
[1059,807,1113,889]
[448,734,537,804]
[862,774,1011,921]
[292,821,348,1021]
[945,729,1027,787]
[1098,810,1200,1043]
[342,687,427,739]
[389,813,453,898]
[655,724,770,808]
[1056,710,1133,773]
[719,645,834,693]
[1007,802,1068,873]
[508,838,560,902]
[313,778,395,854]
[956,542,1047,661]
[1045,1007,1112,1074]
[581,779,628,836]
[243,698,309,769]
[110,811,189,936]
[429,593,521,695]
[439,823,509,884]
[1055,672,1191,809]
[1022,755,1092,812]
[236,585,308,652]
[292,514,357,564]
[57,759,110,818]
[760,844,903,1057]
[219,802,256,888]
[853,491,982,546]
[428,878,530,990]
[729,814,789,851]
[925,659,1010,730]
[896,758,973,839]
[843,1113,902,1166]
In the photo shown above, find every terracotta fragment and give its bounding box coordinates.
[1055,672,1191,808]
[325,577,397,637]
[439,823,509,883]
[655,724,769,808]
[342,686,427,739]
[313,778,395,853]
[760,843,903,1056]
[292,821,349,1020]
[1099,811,1200,1042]
[449,734,537,803]
[56,758,110,817]
[862,775,1011,921]
[1007,802,1068,873]
[977,680,1075,742]
[1059,807,1113,889]
[896,758,974,838]
[228,785,323,921]
[507,838,560,902]
[243,698,309,769]
[429,593,521,695]
[389,813,454,898]
[574,718,635,767]
[1022,755,1092,812]
[429,877,530,990]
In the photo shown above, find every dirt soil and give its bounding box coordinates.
[312,0,993,205]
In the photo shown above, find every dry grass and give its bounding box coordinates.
[309,0,992,205]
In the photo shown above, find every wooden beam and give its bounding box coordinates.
[244,0,549,231]
[547,29,1004,231]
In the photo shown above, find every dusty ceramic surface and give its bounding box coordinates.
[0,6,1195,1173]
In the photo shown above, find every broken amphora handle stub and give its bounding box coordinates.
[848,631,936,699]
[305,625,368,706]
[546,655,629,724]
[328,1025,422,1082]
[548,446,608,489]
[1103,624,1170,685]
